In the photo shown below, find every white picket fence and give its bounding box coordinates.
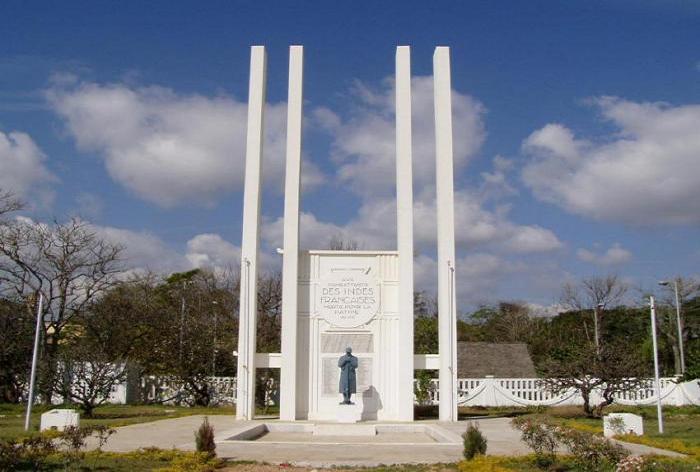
[99,375,700,407]
[420,376,700,407]
[139,376,238,405]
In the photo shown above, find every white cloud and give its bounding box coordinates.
[413,252,531,309]
[526,302,567,318]
[303,76,562,257]
[263,211,349,250]
[185,233,241,269]
[46,78,324,207]
[262,192,562,255]
[0,130,55,206]
[91,224,188,273]
[315,76,485,197]
[414,190,562,253]
[576,243,632,266]
[522,97,700,225]
[92,225,250,275]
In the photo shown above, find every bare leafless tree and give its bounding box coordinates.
[540,340,646,417]
[328,234,360,251]
[561,275,629,349]
[0,217,124,402]
[657,276,700,374]
[561,275,629,311]
[0,190,24,220]
[257,271,282,352]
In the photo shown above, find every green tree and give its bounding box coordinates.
[0,297,34,402]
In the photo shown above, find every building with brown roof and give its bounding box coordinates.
[457,342,537,378]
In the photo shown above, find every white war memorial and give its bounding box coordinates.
[235,45,459,423]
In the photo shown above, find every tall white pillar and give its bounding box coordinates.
[237,45,267,421]
[280,45,304,421]
[433,46,458,422]
[395,46,415,421]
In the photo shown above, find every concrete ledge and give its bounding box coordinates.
[225,423,267,440]
[313,424,376,436]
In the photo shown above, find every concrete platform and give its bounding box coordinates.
[85,415,684,467]
[313,424,376,436]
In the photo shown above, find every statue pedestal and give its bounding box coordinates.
[336,403,362,423]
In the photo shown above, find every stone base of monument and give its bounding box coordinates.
[336,402,363,424]
[222,422,464,444]
[313,424,376,436]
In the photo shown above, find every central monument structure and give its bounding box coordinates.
[236,45,458,422]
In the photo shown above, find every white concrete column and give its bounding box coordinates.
[280,45,304,421]
[395,46,415,421]
[433,46,458,422]
[237,45,267,421]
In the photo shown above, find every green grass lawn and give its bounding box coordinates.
[545,405,700,455]
[0,403,236,440]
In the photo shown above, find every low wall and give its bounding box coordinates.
[58,375,699,408]
[421,376,700,407]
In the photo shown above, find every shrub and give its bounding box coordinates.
[512,416,629,470]
[555,426,627,471]
[194,417,216,458]
[462,422,488,460]
[511,416,558,466]
[414,370,436,406]
[0,439,20,471]
[7,434,58,471]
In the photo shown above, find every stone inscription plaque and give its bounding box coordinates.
[317,270,379,328]
[322,357,372,396]
[321,333,373,353]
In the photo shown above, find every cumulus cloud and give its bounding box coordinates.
[415,190,562,253]
[262,193,562,255]
[0,130,55,206]
[314,76,485,197]
[576,243,632,266]
[522,97,700,225]
[90,224,188,273]
[263,211,348,250]
[301,76,562,256]
[413,252,538,308]
[46,77,324,207]
[185,233,241,269]
[82,223,283,277]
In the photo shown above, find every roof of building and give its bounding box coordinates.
[457,342,537,378]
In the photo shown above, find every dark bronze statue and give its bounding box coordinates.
[338,346,358,404]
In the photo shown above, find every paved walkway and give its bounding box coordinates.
[87,416,683,467]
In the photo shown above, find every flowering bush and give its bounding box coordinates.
[512,415,629,470]
[510,416,559,465]
[555,426,628,471]
[615,455,646,472]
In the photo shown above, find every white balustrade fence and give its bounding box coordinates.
[46,373,700,408]
[417,376,700,407]
[140,376,237,405]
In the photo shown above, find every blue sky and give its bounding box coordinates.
[1,0,699,311]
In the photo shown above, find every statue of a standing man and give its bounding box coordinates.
[338,347,358,404]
